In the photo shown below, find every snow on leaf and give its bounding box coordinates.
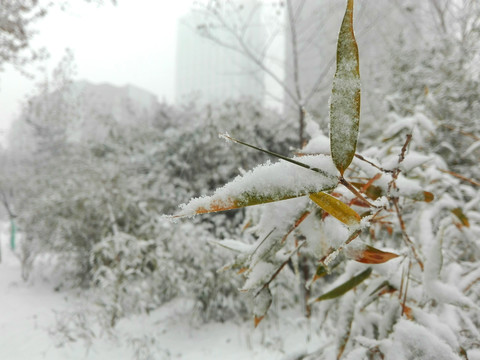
[175,155,338,217]
[253,286,272,327]
[242,261,277,292]
[422,212,478,309]
[309,192,361,226]
[211,239,253,253]
[400,151,433,172]
[313,267,372,302]
[330,0,360,175]
[380,319,463,360]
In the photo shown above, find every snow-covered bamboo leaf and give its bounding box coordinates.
[451,207,470,227]
[175,155,338,217]
[337,293,356,359]
[309,192,360,226]
[253,286,272,327]
[314,267,372,302]
[330,0,360,175]
[210,239,253,253]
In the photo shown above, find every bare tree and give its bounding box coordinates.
[191,0,343,147]
[189,0,424,147]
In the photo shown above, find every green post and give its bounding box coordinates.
[10,219,15,250]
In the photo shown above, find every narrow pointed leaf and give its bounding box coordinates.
[410,191,434,203]
[368,280,392,296]
[314,267,372,302]
[330,0,360,175]
[254,316,265,328]
[175,155,338,217]
[314,263,329,281]
[253,286,272,327]
[351,245,399,264]
[211,239,253,253]
[309,192,361,226]
[452,208,470,227]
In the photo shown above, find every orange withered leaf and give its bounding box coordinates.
[254,315,264,328]
[354,245,399,264]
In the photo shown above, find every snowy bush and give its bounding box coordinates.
[173,1,480,358]
[6,64,294,324]
[386,2,480,182]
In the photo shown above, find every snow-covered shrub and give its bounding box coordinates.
[6,65,294,324]
[385,2,480,181]
[89,217,248,326]
[90,232,158,326]
[173,1,480,358]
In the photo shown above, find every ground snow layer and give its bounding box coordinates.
[0,223,318,359]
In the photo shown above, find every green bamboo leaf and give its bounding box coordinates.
[314,267,372,302]
[330,0,360,175]
[314,263,329,280]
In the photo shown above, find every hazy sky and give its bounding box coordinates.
[0,0,194,140]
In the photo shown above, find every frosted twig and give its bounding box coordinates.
[281,210,311,244]
[392,197,424,271]
[339,176,376,208]
[255,240,307,297]
[401,259,411,316]
[322,229,361,267]
[220,133,337,180]
[250,228,276,261]
[354,153,394,173]
[438,168,480,187]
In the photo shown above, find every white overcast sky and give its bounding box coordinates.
[0,0,194,139]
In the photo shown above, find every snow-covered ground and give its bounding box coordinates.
[0,223,320,359]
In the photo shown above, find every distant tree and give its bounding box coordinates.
[190,0,422,147]
[4,46,297,324]
[192,0,334,146]
[386,0,480,179]
[0,0,116,73]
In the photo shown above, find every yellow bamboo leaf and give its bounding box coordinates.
[309,192,361,226]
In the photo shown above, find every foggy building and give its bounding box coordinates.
[282,0,430,124]
[283,0,342,119]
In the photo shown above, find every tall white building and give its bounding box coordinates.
[175,3,266,106]
[283,0,430,122]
